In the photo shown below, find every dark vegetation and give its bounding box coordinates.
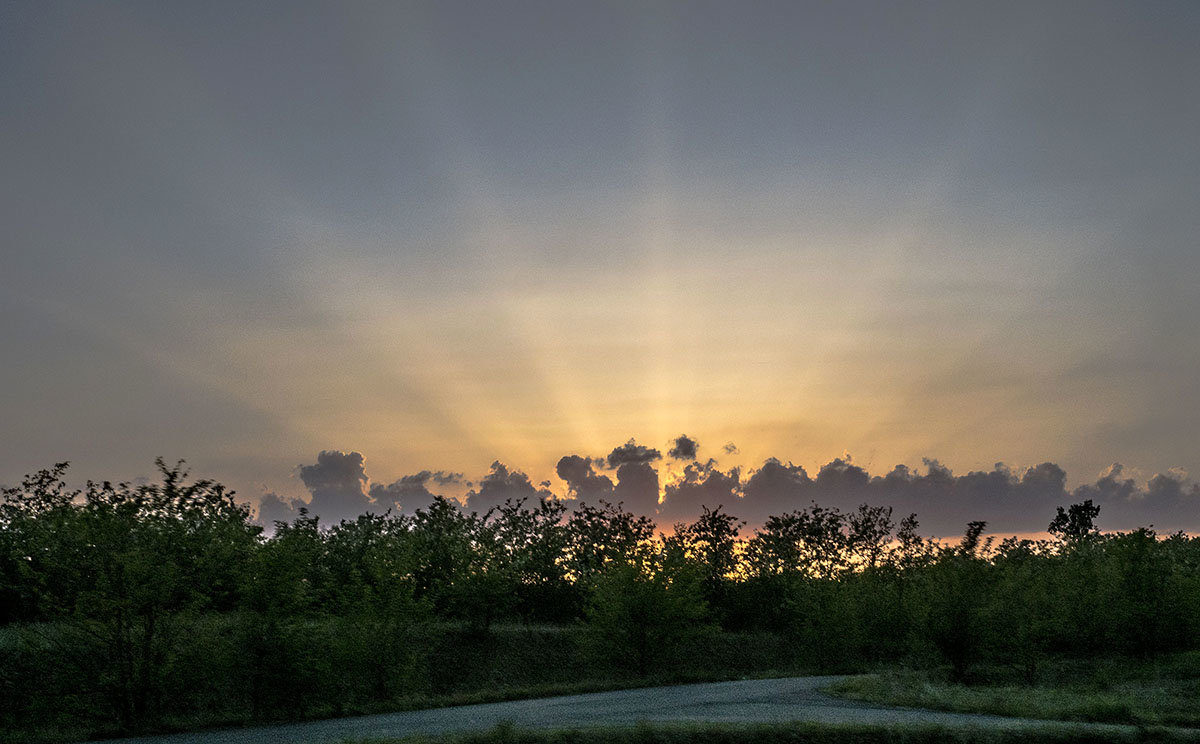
[2,461,1199,742]
[831,658,1200,728]
[356,720,1193,744]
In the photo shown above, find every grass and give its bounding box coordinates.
[2,674,807,744]
[344,719,1196,744]
[827,663,1200,728]
[0,624,811,744]
[0,620,813,744]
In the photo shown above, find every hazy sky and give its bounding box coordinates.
[2,2,1198,532]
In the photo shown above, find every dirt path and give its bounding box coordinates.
[90,676,1150,743]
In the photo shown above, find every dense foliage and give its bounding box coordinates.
[2,461,1199,739]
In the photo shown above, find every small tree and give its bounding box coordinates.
[1049,500,1101,545]
[488,497,577,623]
[921,521,991,682]
[584,540,711,677]
[564,500,656,580]
[674,505,744,621]
[323,512,428,700]
[2,460,260,730]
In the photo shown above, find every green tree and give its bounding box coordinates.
[2,460,260,730]
[1049,499,1101,545]
[409,496,508,631]
[584,539,711,677]
[920,521,991,682]
[488,497,578,622]
[986,537,1057,683]
[744,504,849,579]
[673,505,744,623]
[564,500,656,579]
[323,513,428,703]
[847,504,894,570]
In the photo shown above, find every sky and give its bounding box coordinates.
[2,1,1198,535]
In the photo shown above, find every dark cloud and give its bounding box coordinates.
[1091,466,1200,530]
[297,450,373,524]
[1072,463,1138,504]
[255,491,304,528]
[814,458,872,498]
[879,461,1038,533]
[668,434,699,460]
[723,442,740,455]
[465,460,553,514]
[732,455,1200,535]
[740,458,811,525]
[610,462,660,517]
[1146,471,1194,502]
[369,470,460,513]
[286,446,1200,536]
[1022,462,1067,495]
[605,439,662,468]
[733,457,1060,535]
[556,455,614,501]
[659,459,740,523]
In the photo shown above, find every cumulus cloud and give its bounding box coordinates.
[1097,467,1200,529]
[273,442,1200,536]
[728,455,1200,535]
[464,460,553,513]
[1069,464,1197,531]
[605,439,662,468]
[814,457,872,498]
[556,455,614,501]
[1071,463,1138,504]
[369,470,460,513]
[432,471,464,485]
[668,434,699,460]
[1148,470,1192,501]
[255,491,305,528]
[659,459,740,523]
[739,458,811,524]
[723,442,739,455]
[611,461,660,516]
[297,450,374,525]
[730,457,1060,535]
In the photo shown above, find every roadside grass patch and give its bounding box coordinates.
[350,720,1191,744]
[0,620,812,744]
[828,669,1200,728]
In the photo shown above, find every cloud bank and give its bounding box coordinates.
[263,438,1200,535]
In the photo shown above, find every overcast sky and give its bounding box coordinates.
[2,1,1198,533]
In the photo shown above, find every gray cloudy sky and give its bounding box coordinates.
[2,1,1198,532]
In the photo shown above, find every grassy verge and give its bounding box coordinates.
[347,719,1193,744]
[5,669,809,744]
[828,669,1200,728]
[1,621,814,744]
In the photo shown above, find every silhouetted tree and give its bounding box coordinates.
[1049,499,1101,544]
[564,500,655,579]
[488,497,577,622]
[674,505,743,623]
[847,504,894,570]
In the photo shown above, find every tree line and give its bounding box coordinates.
[2,460,1199,736]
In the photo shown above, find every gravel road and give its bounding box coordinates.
[89,676,1155,744]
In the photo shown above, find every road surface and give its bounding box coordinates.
[90,675,1156,743]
